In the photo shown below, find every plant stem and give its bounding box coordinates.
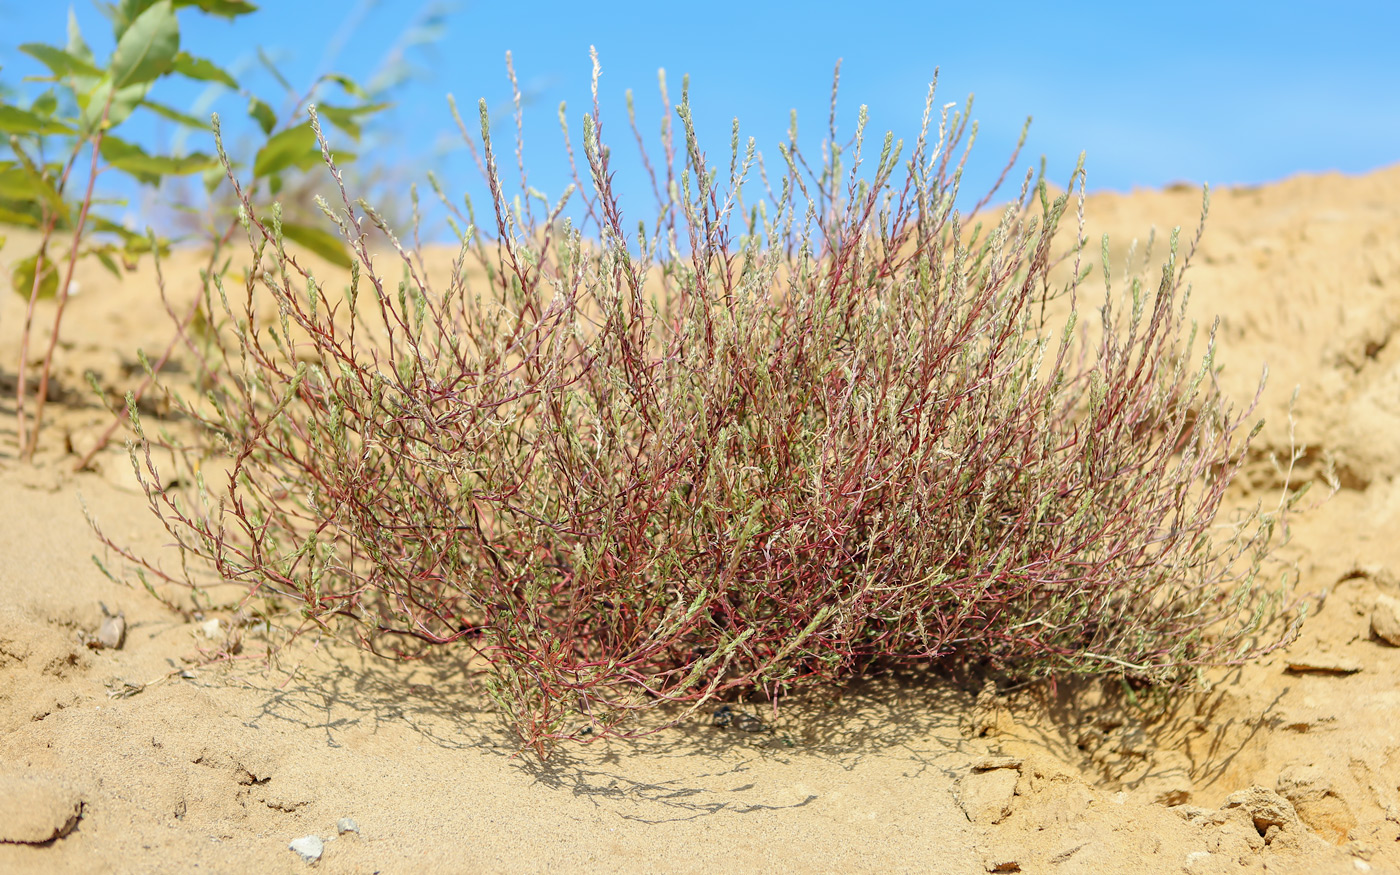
[15,140,88,459]
[24,95,113,461]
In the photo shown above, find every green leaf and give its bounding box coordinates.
[175,0,258,17]
[0,164,30,199]
[98,137,159,186]
[256,48,293,93]
[0,104,75,135]
[109,0,180,89]
[11,252,60,300]
[278,221,352,269]
[109,1,160,37]
[320,73,368,100]
[252,125,319,179]
[101,136,218,177]
[316,102,390,142]
[0,204,43,228]
[121,231,169,258]
[91,215,145,244]
[0,160,66,214]
[140,98,211,129]
[247,97,276,135]
[19,44,105,80]
[90,246,124,279]
[67,9,96,65]
[81,77,151,132]
[171,52,237,88]
[31,91,59,117]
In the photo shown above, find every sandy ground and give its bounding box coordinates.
[3,164,1400,874]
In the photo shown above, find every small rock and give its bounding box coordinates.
[957,767,1019,824]
[199,618,222,639]
[92,604,126,650]
[289,835,324,863]
[336,817,359,835]
[0,774,83,843]
[1370,595,1400,645]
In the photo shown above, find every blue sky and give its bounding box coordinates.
[2,1,1397,235]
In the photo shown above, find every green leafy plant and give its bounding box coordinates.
[103,53,1307,758]
[0,1,392,461]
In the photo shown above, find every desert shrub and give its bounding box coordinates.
[113,58,1302,755]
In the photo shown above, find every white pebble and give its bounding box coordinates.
[289,835,323,862]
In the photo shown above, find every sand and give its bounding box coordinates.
[3,164,1400,874]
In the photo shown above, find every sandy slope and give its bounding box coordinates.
[2,164,1400,874]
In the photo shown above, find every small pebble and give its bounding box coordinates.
[199,618,222,639]
[289,835,324,862]
[96,611,126,650]
[337,817,359,835]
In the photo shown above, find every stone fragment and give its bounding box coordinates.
[0,774,83,843]
[289,835,324,863]
[94,605,126,650]
[336,817,359,835]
